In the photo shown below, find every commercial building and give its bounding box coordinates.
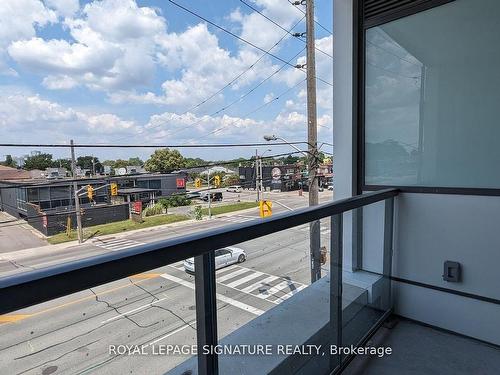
[0,173,186,235]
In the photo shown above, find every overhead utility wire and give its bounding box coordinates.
[168,47,306,141]
[239,0,332,59]
[112,16,306,143]
[286,0,333,35]
[0,142,308,148]
[199,79,306,139]
[166,0,332,87]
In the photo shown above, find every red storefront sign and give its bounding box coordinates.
[176,178,186,188]
[131,201,142,214]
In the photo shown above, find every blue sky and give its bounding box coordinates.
[0,0,333,162]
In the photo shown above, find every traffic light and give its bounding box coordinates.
[110,182,118,196]
[87,185,94,200]
[214,175,221,187]
[195,178,202,188]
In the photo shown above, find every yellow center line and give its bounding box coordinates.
[0,273,162,324]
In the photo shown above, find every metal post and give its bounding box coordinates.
[255,150,260,202]
[382,197,394,310]
[259,156,264,198]
[306,0,321,283]
[207,169,212,219]
[330,213,343,371]
[70,140,83,244]
[194,252,219,375]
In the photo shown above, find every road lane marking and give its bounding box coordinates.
[160,273,265,316]
[0,314,32,323]
[101,296,171,324]
[216,267,248,282]
[129,273,162,279]
[0,276,155,324]
[148,321,196,346]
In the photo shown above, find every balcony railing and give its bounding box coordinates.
[0,188,398,374]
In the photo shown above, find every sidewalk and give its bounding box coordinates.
[0,206,260,262]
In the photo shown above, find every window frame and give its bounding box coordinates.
[353,0,500,196]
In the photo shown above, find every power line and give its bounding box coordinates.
[286,0,333,35]
[166,0,332,87]
[198,79,306,140]
[112,16,306,143]
[239,0,333,59]
[0,142,308,149]
[157,47,306,141]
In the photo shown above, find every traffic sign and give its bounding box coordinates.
[259,200,272,218]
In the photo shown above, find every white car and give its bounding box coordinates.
[184,247,246,273]
[226,185,242,193]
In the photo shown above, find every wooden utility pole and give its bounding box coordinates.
[70,140,83,243]
[306,0,321,282]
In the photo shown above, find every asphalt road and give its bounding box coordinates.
[0,190,333,374]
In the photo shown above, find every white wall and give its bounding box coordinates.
[333,0,500,345]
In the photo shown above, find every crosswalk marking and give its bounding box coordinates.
[216,267,249,282]
[256,281,297,299]
[275,285,307,302]
[217,215,255,224]
[225,271,264,288]
[239,275,278,293]
[166,263,307,305]
[92,238,145,251]
[216,267,307,304]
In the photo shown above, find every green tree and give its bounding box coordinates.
[127,157,144,167]
[2,155,16,168]
[77,156,103,173]
[52,158,72,170]
[145,148,186,173]
[184,157,206,168]
[24,153,53,170]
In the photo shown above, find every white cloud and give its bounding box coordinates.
[8,0,163,91]
[0,0,57,76]
[0,93,137,139]
[44,0,80,18]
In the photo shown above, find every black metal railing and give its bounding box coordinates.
[0,188,399,375]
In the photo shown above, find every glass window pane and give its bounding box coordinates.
[365,0,500,188]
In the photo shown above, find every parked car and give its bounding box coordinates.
[201,192,223,202]
[184,247,247,273]
[327,184,334,191]
[226,185,242,193]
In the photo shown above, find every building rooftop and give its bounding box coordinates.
[0,166,31,180]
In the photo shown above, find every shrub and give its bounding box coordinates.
[143,203,165,217]
[166,194,191,207]
[158,198,169,209]
[193,205,203,221]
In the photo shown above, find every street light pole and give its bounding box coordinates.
[70,140,83,243]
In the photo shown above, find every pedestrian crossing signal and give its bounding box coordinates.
[195,178,202,188]
[110,182,118,196]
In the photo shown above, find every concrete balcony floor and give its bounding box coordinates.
[344,318,500,375]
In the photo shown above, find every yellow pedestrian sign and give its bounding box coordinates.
[259,200,272,218]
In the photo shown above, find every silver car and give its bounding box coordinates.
[184,247,246,273]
